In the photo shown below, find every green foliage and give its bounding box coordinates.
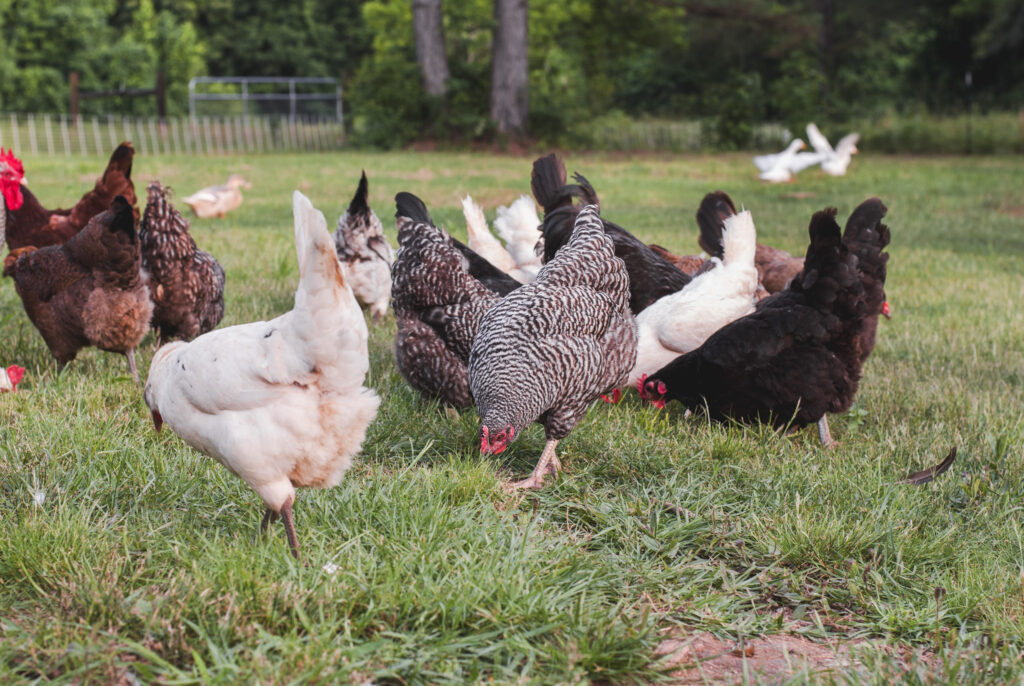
[711,72,766,150]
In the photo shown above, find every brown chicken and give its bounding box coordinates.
[140,181,226,342]
[0,143,138,252]
[3,196,153,382]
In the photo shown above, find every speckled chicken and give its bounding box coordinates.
[531,153,690,313]
[391,192,504,407]
[470,204,637,490]
[333,172,394,320]
[140,181,226,342]
[642,199,891,447]
[3,196,152,382]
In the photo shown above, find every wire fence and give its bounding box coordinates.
[0,113,345,156]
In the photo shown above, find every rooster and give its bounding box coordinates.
[531,153,690,313]
[3,197,152,382]
[470,204,637,490]
[391,193,503,407]
[140,181,226,342]
[628,208,759,389]
[0,144,137,252]
[641,198,891,447]
[333,172,395,321]
[144,191,380,560]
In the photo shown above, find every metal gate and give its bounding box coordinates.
[188,77,342,124]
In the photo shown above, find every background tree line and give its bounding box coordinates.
[0,0,1021,149]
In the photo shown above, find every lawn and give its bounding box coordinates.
[1,150,1023,684]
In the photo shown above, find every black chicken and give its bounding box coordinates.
[642,198,890,447]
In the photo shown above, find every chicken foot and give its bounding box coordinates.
[506,440,562,491]
[260,507,280,533]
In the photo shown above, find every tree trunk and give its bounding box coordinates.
[411,0,450,98]
[490,0,529,135]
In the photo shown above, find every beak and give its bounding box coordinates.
[151,409,163,433]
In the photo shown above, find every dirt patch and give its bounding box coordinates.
[655,633,862,684]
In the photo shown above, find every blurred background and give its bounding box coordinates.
[0,0,1021,154]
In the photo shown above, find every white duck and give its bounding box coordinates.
[754,139,806,183]
[183,174,252,219]
[801,123,860,175]
[144,191,380,559]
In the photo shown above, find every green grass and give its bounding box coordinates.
[2,151,1023,684]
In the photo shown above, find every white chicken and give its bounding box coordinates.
[144,191,380,559]
[493,194,543,282]
[627,210,759,389]
[753,139,807,183]
[334,171,394,320]
[462,195,518,274]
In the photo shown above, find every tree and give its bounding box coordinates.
[489,0,528,134]
[411,0,450,98]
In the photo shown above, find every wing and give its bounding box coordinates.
[805,123,834,157]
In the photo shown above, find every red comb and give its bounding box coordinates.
[0,149,24,178]
[6,365,26,387]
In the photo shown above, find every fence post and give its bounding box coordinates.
[76,115,88,156]
[10,114,19,152]
[107,115,117,150]
[92,117,103,156]
[44,115,55,155]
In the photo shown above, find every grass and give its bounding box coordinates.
[1,150,1023,683]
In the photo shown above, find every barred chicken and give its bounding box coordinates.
[140,181,226,342]
[3,196,152,382]
[1,143,138,252]
[531,153,690,313]
[144,191,379,559]
[642,198,891,447]
[470,204,637,490]
[391,193,505,407]
[333,172,394,320]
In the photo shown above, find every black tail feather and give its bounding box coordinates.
[347,171,371,218]
[530,154,569,213]
[696,190,737,257]
[395,192,433,224]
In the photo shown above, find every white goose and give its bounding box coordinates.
[754,139,806,183]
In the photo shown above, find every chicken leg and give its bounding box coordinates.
[817,416,837,448]
[280,495,301,560]
[506,440,562,491]
[125,349,140,383]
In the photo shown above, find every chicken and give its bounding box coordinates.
[333,172,394,320]
[391,192,503,408]
[531,153,690,313]
[182,174,250,219]
[628,209,758,388]
[641,198,891,447]
[3,197,152,382]
[645,244,710,277]
[143,191,380,560]
[492,195,543,282]
[462,195,518,274]
[470,204,637,490]
[0,365,26,393]
[697,190,805,294]
[1,143,138,252]
[139,181,226,342]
